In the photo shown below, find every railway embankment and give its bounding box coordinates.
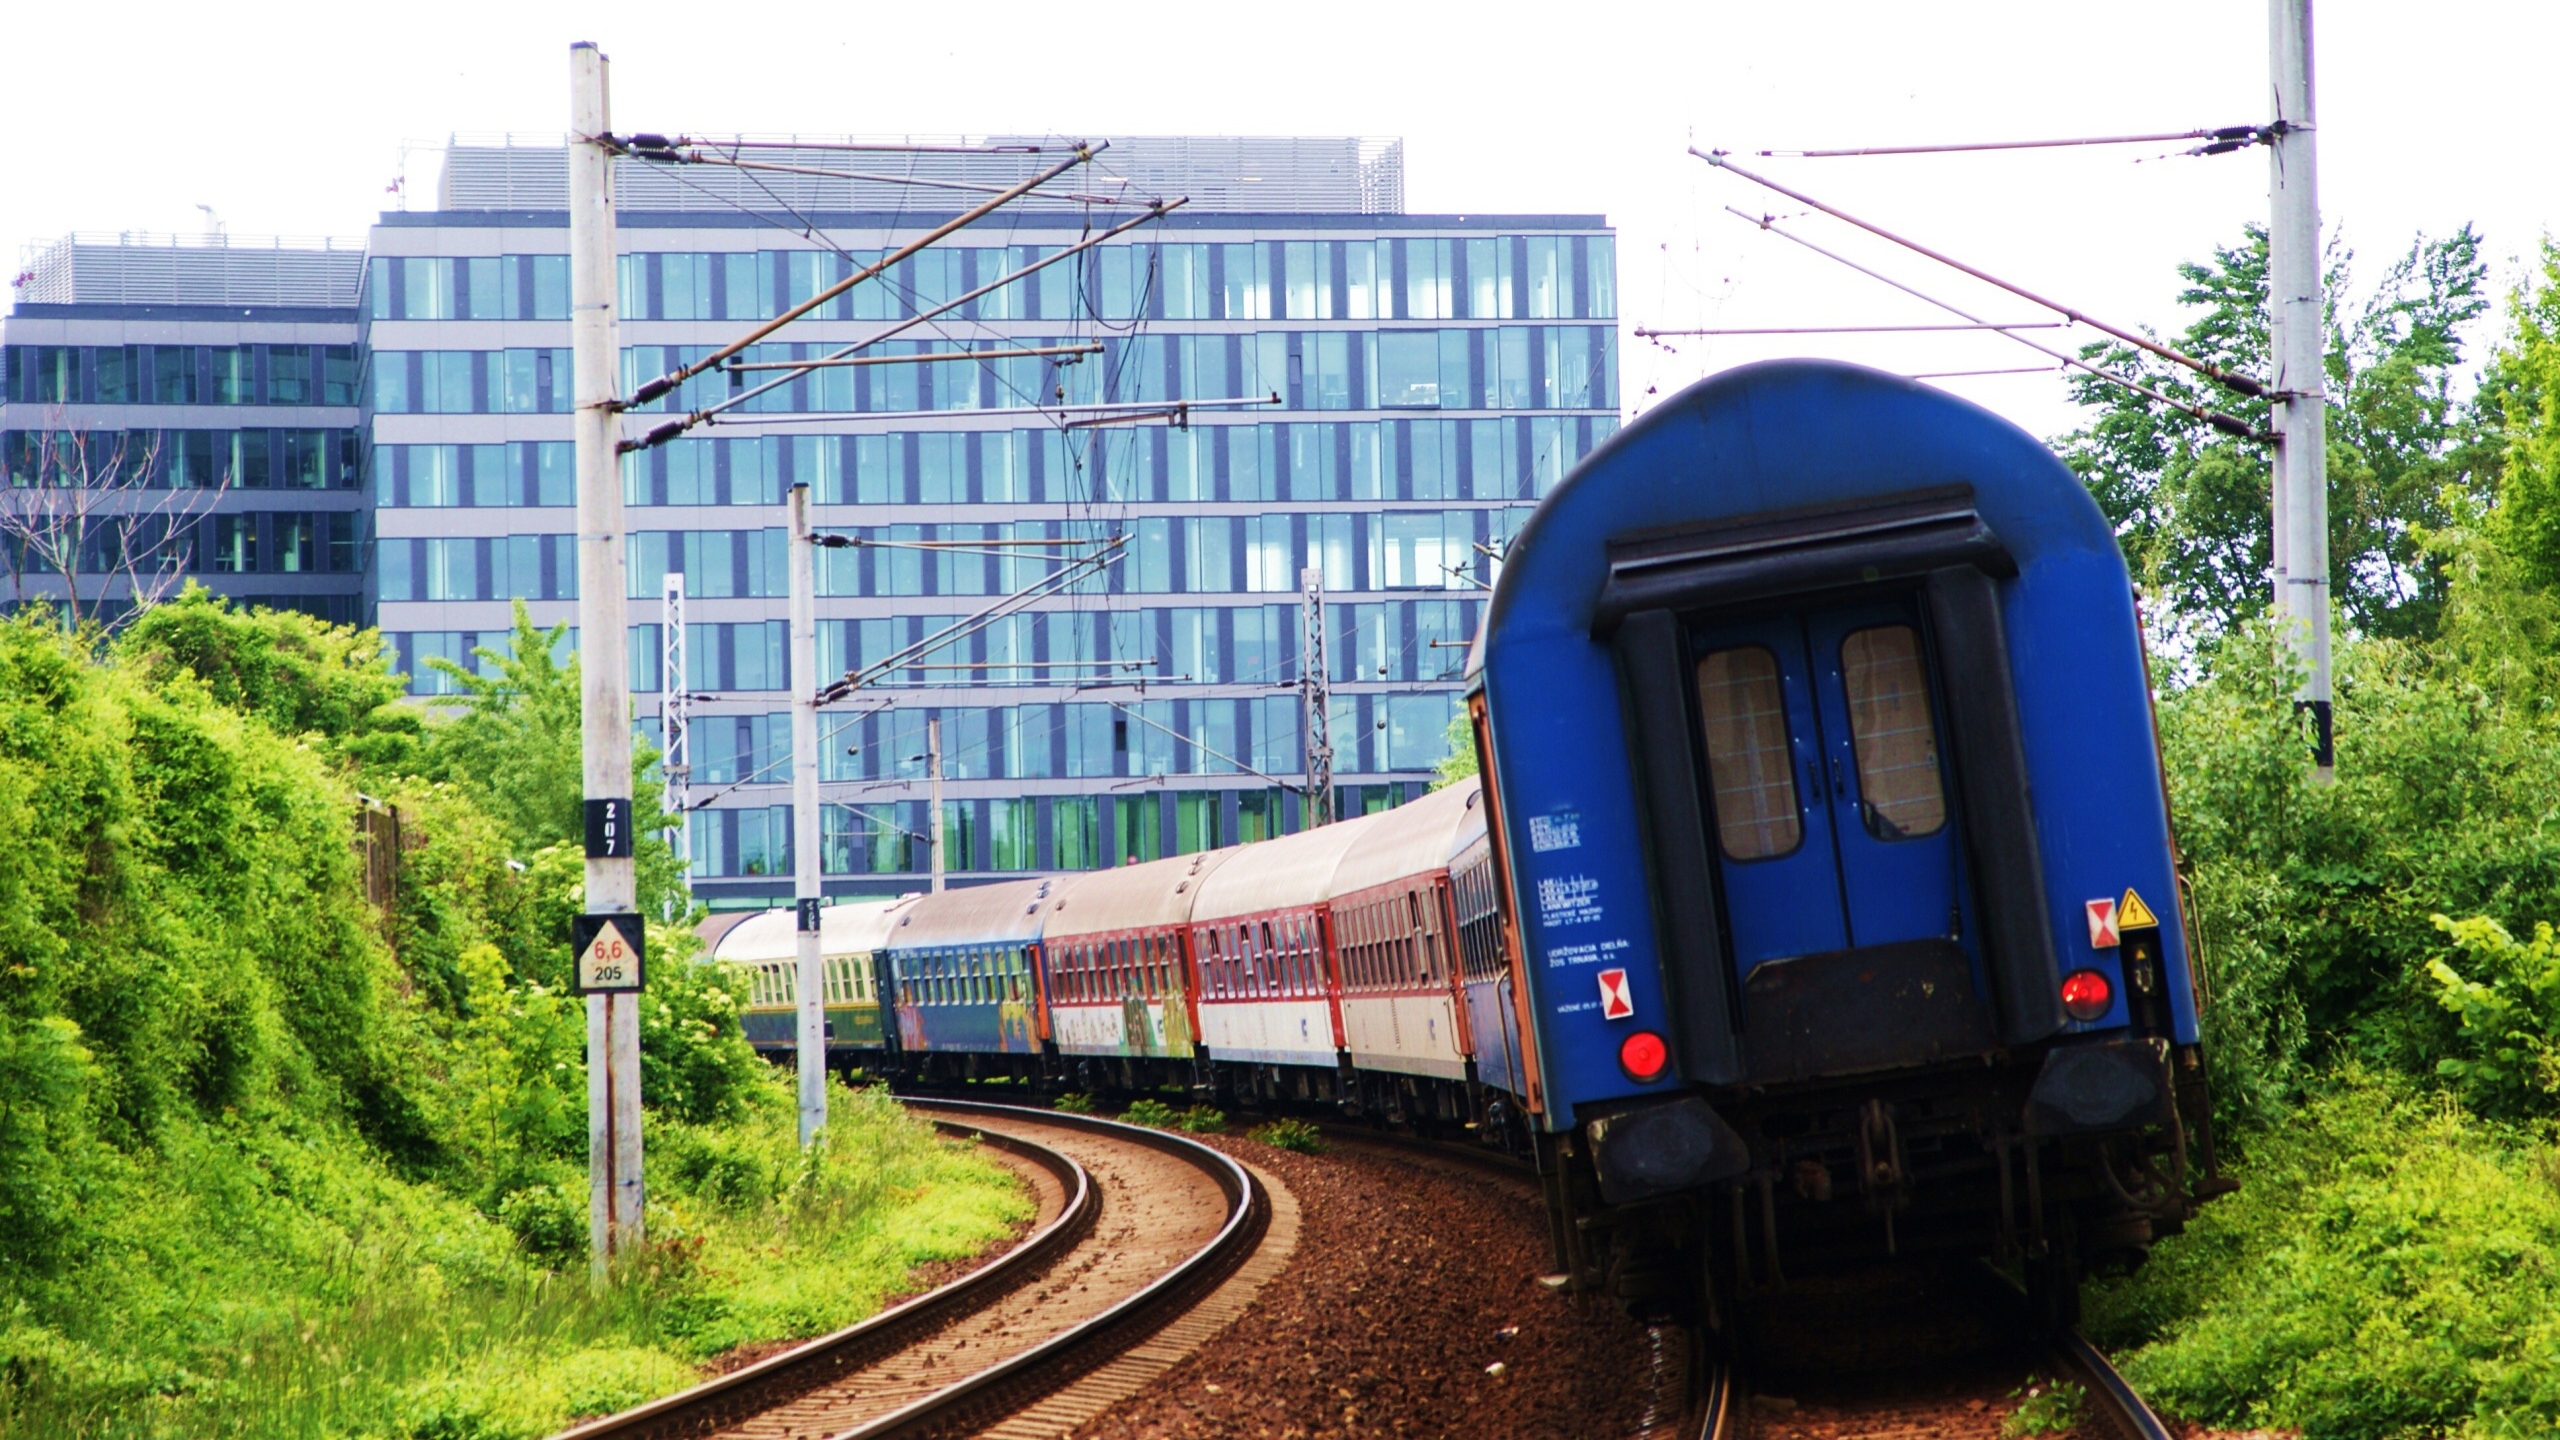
[0,599,1032,1437]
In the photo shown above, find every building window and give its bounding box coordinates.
[208,514,257,573]
[321,346,360,405]
[270,346,314,404]
[208,347,252,405]
[152,348,197,405]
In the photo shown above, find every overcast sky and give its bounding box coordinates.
[9,0,2551,441]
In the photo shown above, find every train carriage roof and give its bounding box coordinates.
[1187,811,1384,924]
[883,876,1062,951]
[711,897,917,966]
[1447,786,1489,868]
[1044,847,1241,941]
[1470,358,2123,673]
[1327,778,1482,899]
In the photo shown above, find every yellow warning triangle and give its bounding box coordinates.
[2118,888,2161,930]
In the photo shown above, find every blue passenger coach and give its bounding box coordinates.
[1470,359,2220,1319]
[880,876,1057,1080]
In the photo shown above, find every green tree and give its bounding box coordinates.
[416,602,689,920]
[2482,240,2560,588]
[1431,708,1477,789]
[114,583,417,762]
[2057,225,2495,640]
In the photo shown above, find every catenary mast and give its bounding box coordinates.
[2269,0,2332,775]
[569,41,644,1269]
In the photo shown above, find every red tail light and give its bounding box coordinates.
[1619,1029,1670,1083]
[2060,969,2115,1022]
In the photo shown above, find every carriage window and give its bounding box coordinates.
[1840,625,1947,840]
[1695,646,1804,861]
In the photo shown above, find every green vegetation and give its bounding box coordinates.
[1119,1097,1180,1129]
[0,595,1026,1437]
[2071,237,2560,1437]
[1999,1377,2084,1438]
[1174,1105,1228,1134]
[1050,1092,1097,1114]
[1247,1119,1327,1156]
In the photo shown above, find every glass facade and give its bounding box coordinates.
[365,200,1616,905]
[0,283,369,627]
[8,140,1614,905]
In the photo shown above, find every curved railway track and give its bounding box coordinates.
[558,1099,2169,1440]
[555,1101,1271,1440]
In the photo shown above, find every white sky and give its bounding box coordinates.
[8,0,2552,442]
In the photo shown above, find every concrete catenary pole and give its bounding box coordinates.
[788,482,827,1147]
[927,717,946,892]
[2269,0,2333,774]
[570,41,643,1270]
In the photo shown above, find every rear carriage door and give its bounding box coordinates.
[1689,598,1967,971]
[1803,603,1967,950]
[1688,615,1849,969]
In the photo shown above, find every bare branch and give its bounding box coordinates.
[0,409,218,632]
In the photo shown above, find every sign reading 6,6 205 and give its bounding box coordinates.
[573,913,647,994]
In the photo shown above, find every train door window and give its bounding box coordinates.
[1695,646,1804,860]
[1838,625,1949,839]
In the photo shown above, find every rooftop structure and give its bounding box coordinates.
[14,232,368,310]
[434,135,1405,215]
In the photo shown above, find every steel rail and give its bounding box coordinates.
[2052,1329,2175,1440]
[551,1119,1094,1440]
[1973,1258,2174,1440]
[830,1099,1269,1440]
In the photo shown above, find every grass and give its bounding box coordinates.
[0,1080,1029,1440]
[1247,1119,1327,1155]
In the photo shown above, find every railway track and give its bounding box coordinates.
[1719,1260,2170,1440]
[555,1100,1273,1440]
[1315,1120,2167,1440]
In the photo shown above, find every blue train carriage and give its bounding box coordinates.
[880,877,1057,1083]
[1448,784,1534,1141]
[711,898,915,1058]
[1471,359,2221,1319]
[1039,848,1238,1093]
[1326,777,1484,1129]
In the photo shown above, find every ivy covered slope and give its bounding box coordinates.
[0,595,1028,1440]
[2071,240,2560,1438]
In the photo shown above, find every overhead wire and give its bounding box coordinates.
[1754,125,2268,159]
[1720,207,2270,443]
[1693,148,2270,399]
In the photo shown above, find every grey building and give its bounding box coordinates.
[1,233,369,624]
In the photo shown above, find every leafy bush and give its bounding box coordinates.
[1120,1098,1179,1129]
[1051,1092,1096,1114]
[1175,1105,1227,1134]
[2000,1378,2083,1437]
[2088,1073,2560,1438]
[2426,913,2560,1117]
[1248,1119,1327,1155]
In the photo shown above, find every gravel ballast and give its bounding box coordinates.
[1065,1129,1660,1440]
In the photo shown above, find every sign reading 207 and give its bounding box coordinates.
[574,913,647,994]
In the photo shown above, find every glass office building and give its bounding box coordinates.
[9,136,1617,907]
[1,234,370,624]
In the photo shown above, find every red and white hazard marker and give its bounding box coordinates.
[2085,897,2121,949]
[1598,967,1635,1020]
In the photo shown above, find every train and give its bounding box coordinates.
[707,359,2226,1326]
